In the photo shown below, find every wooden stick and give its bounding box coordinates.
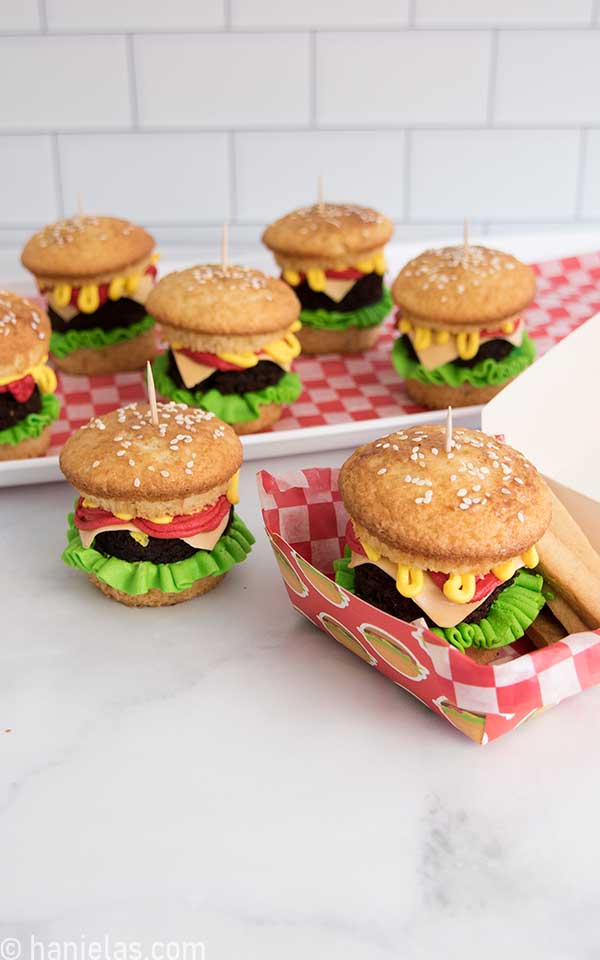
[463,217,469,251]
[146,360,159,426]
[445,405,453,453]
[221,221,228,267]
[76,192,84,224]
[317,175,324,214]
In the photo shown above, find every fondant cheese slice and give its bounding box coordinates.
[409,323,524,371]
[173,350,216,389]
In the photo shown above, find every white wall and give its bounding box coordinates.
[1,0,599,252]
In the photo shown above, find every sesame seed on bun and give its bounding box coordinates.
[0,291,51,381]
[59,401,242,519]
[339,424,552,575]
[21,215,155,283]
[392,245,536,328]
[262,203,393,272]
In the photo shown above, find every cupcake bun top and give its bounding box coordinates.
[59,402,242,519]
[0,291,51,380]
[262,203,393,268]
[339,424,551,575]
[391,245,536,327]
[146,264,300,337]
[21,216,155,281]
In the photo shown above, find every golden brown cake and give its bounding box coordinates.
[390,244,537,409]
[21,215,158,375]
[147,264,303,435]
[59,401,254,607]
[0,291,60,460]
[262,202,394,355]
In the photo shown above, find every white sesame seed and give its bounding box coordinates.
[518,511,525,523]
[116,450,125,457]
[160,470,170,478]
[133,478,140,488]
[459,502,470,510]
[92,460,100,468]
[457,488,468,497]
[377,468,387,475]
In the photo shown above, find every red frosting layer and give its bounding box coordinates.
[177,348,243,372]
[74,494,231,540]
[0,374,36,402]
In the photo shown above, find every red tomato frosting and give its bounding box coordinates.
[74,494,231,540]
[177,348,243,372]
[0,374,36,402]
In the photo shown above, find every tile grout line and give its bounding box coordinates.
[50,134,64,216]
[574,129,588,220]
[403,131,411,222]
[36,0,47,32]
[223,0,232,29]
[126,35,139,128]
[309,31,317,126]
[486,29,498,126]
[407,0,417,28]
[228,131,237,223]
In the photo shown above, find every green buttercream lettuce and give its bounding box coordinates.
[0,392,60,447]
[50,313,155,358]
[391,330,536,388]
[62,511,255,597]
[151,351,302,424]
[299,287,393,331]
[334,549,546,652]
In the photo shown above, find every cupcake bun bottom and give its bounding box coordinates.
[54,327,157,376]
[0,423,52,460]
[89,571,225,607]
[298,324,380,355]
[232,402,282,435]
[404,375,517,410]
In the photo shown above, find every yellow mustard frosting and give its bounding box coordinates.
[0,359,57,394]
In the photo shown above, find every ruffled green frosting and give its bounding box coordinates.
[0,392,60,446]
[299,287,393,331]
[50,313,155,358]
[62,511,255,597]
[152,351,302,424]
[391,330,536,388]
[334,549,546,652]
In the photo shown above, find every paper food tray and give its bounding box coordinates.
[257,314,600,744]
[2,248,600,488]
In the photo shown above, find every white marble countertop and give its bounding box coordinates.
[3,231,600,959]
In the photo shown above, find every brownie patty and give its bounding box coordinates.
[167,351,285,396]
[400,333,514,368]
[353,562,516,628]
[294,272,384,314]
[49,297,147,334]
[92,509,233,563]
[0,384,42,430]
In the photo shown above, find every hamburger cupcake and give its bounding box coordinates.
[262,203,393,355]
[391,245,536,408]
[0,291,59,460]
[147,264,302,435]
[21,215,158,376]
[59,401,254,607]
[334,424,553,663]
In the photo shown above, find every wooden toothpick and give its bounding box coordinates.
[317,175,324,214]
[76,192,84,225]
[445,405,453,453]
[221,221,229,268]
[463,217,469,252]
[146,360,159,427]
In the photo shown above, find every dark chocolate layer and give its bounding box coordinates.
[92,510,233,563]
[0,384,41,430]
[49,297,147,333]
[294,272,383,314]
[167,351,285,396]
[400,333,514,368]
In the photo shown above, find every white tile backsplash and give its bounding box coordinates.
[0,137,58,224]
[0,6,596,238]
[235,131,406,221]
[0,37,131,130]
[317,31,491,126]
[495,31,600,125]
[416,0,594,26]
[135,33,310,129]
[410,130,579,220]
[581,131,600,219]
[0,0,40,32]
[231,0,409,28]
[58,134,229,223]
[46,0,225,32]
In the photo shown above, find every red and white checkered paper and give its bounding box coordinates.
[44,249,600,454]
[258,467,600,745]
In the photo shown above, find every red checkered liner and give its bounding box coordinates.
[257,467,600,744]
[44,249,600,454]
